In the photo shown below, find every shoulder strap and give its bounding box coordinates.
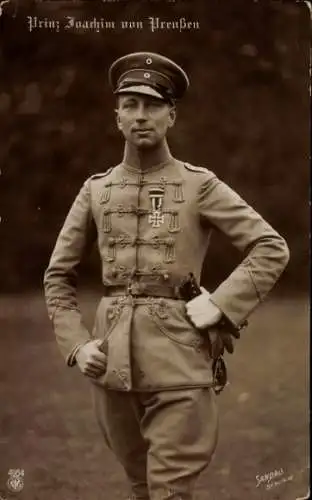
[183,162,209,174]
[90,166,114,180]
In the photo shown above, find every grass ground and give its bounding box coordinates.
[0,292,309,500]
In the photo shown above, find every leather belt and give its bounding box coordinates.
[103,283,182,299]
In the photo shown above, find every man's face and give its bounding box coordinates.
[115,93,176,149]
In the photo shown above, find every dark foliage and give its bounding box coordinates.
[0,1,309,292]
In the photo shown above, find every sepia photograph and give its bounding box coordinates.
[0,1,310,499]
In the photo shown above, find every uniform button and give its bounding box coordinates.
[120,177,127,189]
[117,204,124,217]
[132,283,140,295]
[152,237,160,249]
[130,268,136,278]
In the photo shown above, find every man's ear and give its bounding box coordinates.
[115,108,122,130]
[168,105,177,128]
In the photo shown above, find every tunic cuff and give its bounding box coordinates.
[66,341,90,367]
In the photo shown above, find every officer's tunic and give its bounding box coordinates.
[44,157,289,499]
[44,158,289,392]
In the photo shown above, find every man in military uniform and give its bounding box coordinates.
[44,52,290,500]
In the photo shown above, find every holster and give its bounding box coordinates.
[178,273,229,395]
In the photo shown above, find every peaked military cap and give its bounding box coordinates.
[109,52,189,102]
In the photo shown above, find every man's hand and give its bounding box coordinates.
[185,286,222,329]
[75,339,107,379]
[185,286,239,357]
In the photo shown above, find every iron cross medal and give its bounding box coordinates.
[148,187,165,228]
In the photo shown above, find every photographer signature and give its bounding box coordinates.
[255,464,310,496]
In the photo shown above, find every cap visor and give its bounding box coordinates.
[115,85,164,100]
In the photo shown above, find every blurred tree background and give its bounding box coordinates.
[0,0,309,293]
